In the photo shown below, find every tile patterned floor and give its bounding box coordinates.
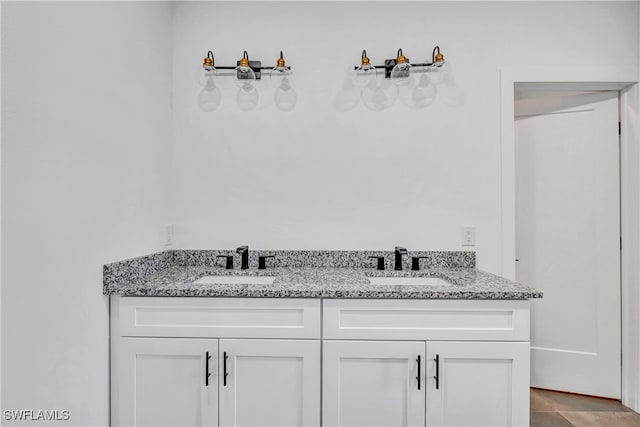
[531,388,640,427]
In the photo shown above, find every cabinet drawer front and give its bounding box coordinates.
[115,297,321,339]
[323,299,529,341]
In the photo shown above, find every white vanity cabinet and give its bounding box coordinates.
[111,297,321,427]
[322,299,531,427]
[111,297,530,427]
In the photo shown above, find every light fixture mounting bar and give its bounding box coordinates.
[214,63,289,80]
[209,63,292,80]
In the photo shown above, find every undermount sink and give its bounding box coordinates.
[367,277,451,286]
[193,275,276,285]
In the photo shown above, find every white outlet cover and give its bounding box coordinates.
[462,226,476,246]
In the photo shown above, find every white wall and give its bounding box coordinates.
[1,2,639,423]
[1,2,172,425]
[171,1,639,274]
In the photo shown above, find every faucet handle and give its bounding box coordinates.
[368,256,385,271]
[258,255,275,270]
[216,255,234,270]
[236,245,248,253]
[395,246,408,254]
[411,256,430,271]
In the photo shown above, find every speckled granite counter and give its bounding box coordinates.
[103,250,542,300]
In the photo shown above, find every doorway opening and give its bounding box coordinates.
[514,86,621,399]
[500,71,639,411]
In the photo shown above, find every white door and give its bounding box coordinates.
[113,338,218,427]
[322,340,425,427]
[425,341,530,427]
[515,92,621,398]
[219,339,320,427]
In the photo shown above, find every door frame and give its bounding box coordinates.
[499,66,640,411]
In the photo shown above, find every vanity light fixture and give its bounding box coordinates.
[198,51,222,112]
[270,52,297,112]
[234,51,258,86]
[358,46,445,82]
[335,46,463,111]
[197,50,295,112]
[353,50,378,87]
[389,49,412,86]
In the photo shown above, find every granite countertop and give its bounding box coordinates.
[103,250,542,300]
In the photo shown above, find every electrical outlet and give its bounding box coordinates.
[462,226,476,246]
[164,224,173,247]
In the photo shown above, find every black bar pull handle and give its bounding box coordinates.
[433,354,440,390]
[223,351,229,386]
[416,355,421,390]
[205,351,211,386]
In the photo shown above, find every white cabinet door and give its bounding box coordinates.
[113,338,218,427]
[323,340,426,427]
[426,341,530,427]
[219,339,320,427]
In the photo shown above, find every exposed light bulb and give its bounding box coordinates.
[270,51,292,88]
[270,67,290,87]
[399,79,416,109]
[195,67,216,87]
[196,50,217,86]
[361,79,398,111]
[390,49,412,86]
[236,83,259,111]
[427,63,447,85]
[274,77,297,112]
[198,76,222,112]
[427,47,447,85]
[334,78,361,112]
[234,51,257,88]
[353,50,377,88]
[411,73,437,109]
[436,61,465,107]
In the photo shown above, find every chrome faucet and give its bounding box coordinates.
[237,245,249,269]
[395,246,408,270]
